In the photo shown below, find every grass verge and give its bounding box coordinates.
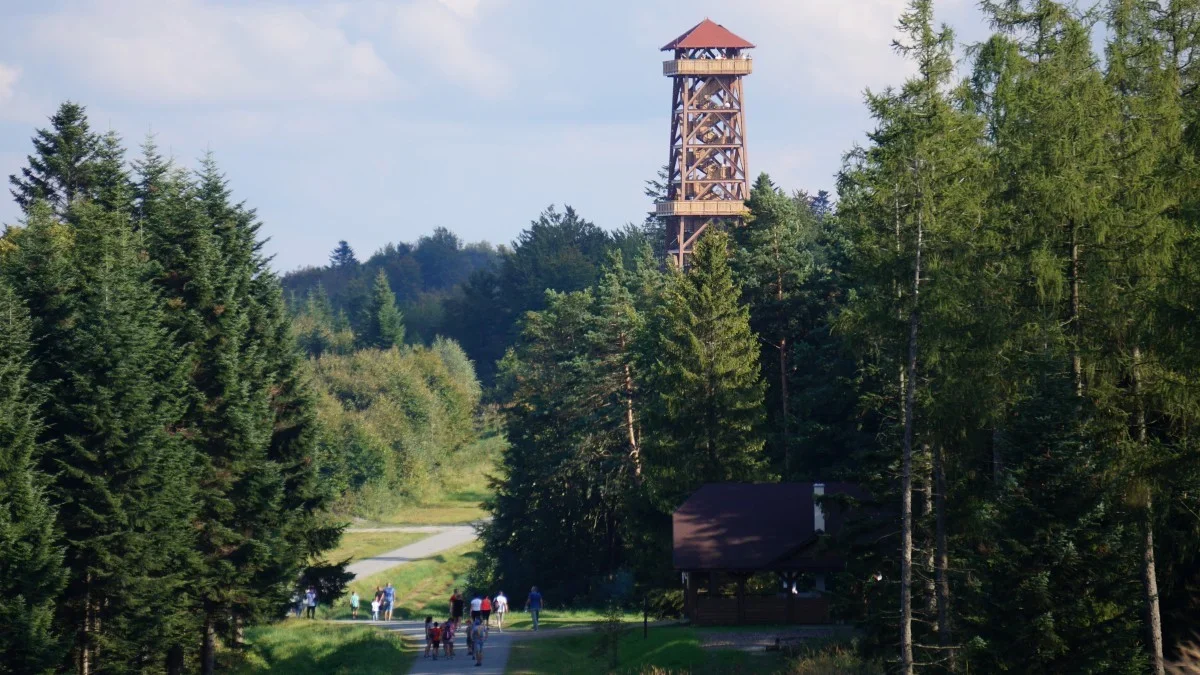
[322,530,429,564]
[498,608,644,632]
[504,624,783,674]
[226,621,413,674]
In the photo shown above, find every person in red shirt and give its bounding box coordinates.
[430,622,443,660]
[481,595,493,627]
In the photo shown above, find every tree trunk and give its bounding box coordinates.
[992,427,1004,486]
[621,341,642,482]
[200,613,216,675]
[778,262,790,479]
[900,205,922,675]
[1133,345,1164,674]
[935,443,955,670]
[166,644,185,675]
[780,338,789,478]
[1070,224,1082,397]
[923,445,935,621]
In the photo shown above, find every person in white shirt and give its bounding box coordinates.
[493,592,509,632]
[470,594,483,623]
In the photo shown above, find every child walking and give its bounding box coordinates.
[423,616,434,658]
[443,617,456,658]
[370,598,381,621]
[430,622,443,660]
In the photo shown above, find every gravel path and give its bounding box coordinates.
[346,525,476,579]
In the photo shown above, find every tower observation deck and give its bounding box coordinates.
[658,19,754,267]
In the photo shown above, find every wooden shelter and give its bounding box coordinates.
[673,482,864,626]
[657,19,754,267]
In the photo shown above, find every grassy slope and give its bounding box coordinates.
[321,541,481,620]
[322,530,428,564]
[228,622,413,675]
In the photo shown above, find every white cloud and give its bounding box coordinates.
[27,0,400,103]
[438,0,482,20]
[390,0,510,98]
[0,63,18,102]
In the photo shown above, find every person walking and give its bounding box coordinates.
[373,586,384,616]
[450,588,465,623]
[470,593,483,623]
[525,586,543,631]
[494,591,508,631]
[443,617,456,658]
[423,616,434,658]
[291,591,303,618]
[470,617,486,667]
[305,586,318,619]
[371,597,381,621]
[481,595,492,628]
[430,622,443,660]
[383,582,396,621]
[349,590,360,619]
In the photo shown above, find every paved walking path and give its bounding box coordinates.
[346,525,476,578]
[336,619,594,674]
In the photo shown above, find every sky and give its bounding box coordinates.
[0,0,994,272]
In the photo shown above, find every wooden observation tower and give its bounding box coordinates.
[658,19,754,267]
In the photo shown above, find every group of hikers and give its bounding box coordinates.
[295,581,546,667]
[418,587,541,666]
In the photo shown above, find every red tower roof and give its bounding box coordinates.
[661,18,755,51]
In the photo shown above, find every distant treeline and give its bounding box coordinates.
[282,209,662,383]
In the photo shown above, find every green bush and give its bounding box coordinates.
[307,341,485,517]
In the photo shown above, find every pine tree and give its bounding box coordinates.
[8,102,98,215]
[329,240,358,268]
[185,155,340,673]
[641,229,767,511]
[733,172,816,478]
[357,270,405,349]
[91,130,133,215]
[0,279,65,675]
[6,199,197,674]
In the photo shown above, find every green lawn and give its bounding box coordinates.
[504,626,881,675]
[226,621,413,674]
[322,530,429,564]
[320,541,481,620]
[504,624,785,674]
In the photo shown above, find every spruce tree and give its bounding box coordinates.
[357,270,405,349]
[91,130,133,215]
[732,173,816,478]
[0,279,65,675]
[329,240,358,268]
[641,229,767,511]
[185,156,339,673]
[6,200,197,673]
[8,102,98,215]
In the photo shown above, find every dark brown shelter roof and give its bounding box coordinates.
[661,18,755,51]
[673,483,864,572]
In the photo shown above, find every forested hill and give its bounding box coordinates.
[282,206,660,382]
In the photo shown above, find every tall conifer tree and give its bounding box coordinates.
[641,229,767,511]
[8,102,98,216]
[0,279,65,675]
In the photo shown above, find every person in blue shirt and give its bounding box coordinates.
[525,586,543,631]
[384,582,396,620]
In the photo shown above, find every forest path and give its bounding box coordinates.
[346,525,477,578]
